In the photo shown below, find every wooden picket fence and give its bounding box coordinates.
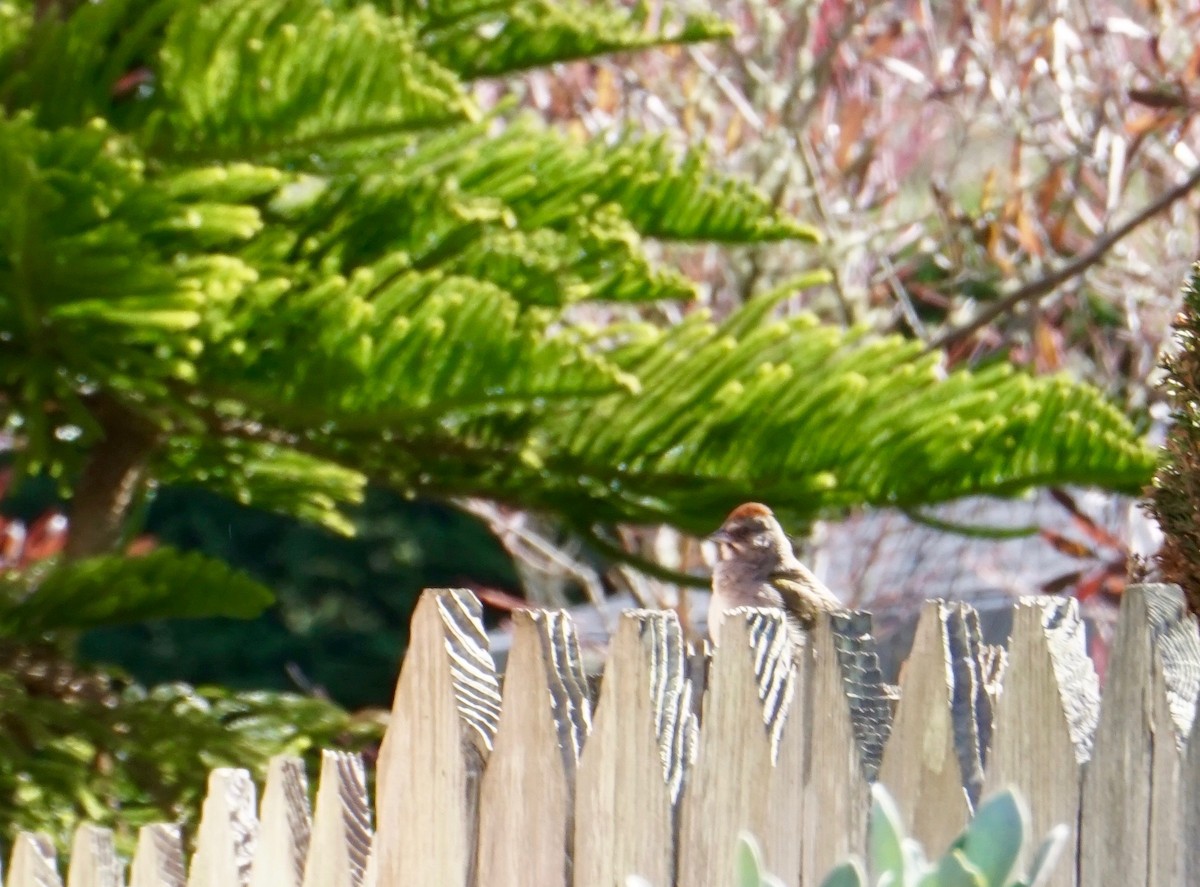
[3,583,1198,887]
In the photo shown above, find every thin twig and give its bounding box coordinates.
[580,525,711,588]
[927,161,1200,352]
[458,499,608,608]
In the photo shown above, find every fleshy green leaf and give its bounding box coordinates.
[819,860,867,887]
[936,850,988,887]
[957,789,1026,886]
[868,782,908,884]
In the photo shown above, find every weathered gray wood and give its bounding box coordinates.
[303,751,371,887]
[249,756,310,887]
[8,833,61,887]
[878,601,993,856]
[800,611,890,887]
[1146,586,1199,887]
[186,768,258,887]
[678,608,805,887]
[1080,583,1200,887]
[1186,685,1200,883]
[829,611,894,782]
[574,610,698,887]
[983,597,1099,887]
[360,842,377,887]
[129,826,184,887]
[66,825,123,887]
[477,609,591,887]
[375,589,500,887]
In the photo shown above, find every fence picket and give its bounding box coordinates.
[128,826,184,887]
[301,751,370,887]
[574,609,697,887]
[878,601,993,856]
[800,611,891,887]
[8,833,61,887]
[1080,583,1200,887]
[185,769,257,887]
[1186,688,1200,882]
[678,608,804,887]
[374,589,500,887]
[66,826,122,887]
[477,609,590,887]
[359,842,377,887]
[249,756,309,887]
[7,585,1200,887]
[982,597,1098,887]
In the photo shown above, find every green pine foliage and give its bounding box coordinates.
[0,666,380,849]
[1149,264,1200,614]
[0,547,274,637]
[0,0,1157,845]
[0,0,1151,546]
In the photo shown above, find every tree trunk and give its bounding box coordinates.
[63,396,159,560]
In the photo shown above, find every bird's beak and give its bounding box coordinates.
[708,528,735,545]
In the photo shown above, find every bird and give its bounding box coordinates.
[708,502,842,644]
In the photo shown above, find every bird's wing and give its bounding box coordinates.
[769,562,841,610]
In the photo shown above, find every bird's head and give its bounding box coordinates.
[709,502,791,567]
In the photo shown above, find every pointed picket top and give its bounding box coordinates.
[1142,583,1200,745]
[374,589,500,887]
[800,611,884,887]
[878,601,993,856]
[66,825,123,887]
[301,751,371,887]
[1081,583,1200,887]
[1143,585,1199,886]
[477,609,591,887]
[830,610,894,782]
[249,756,310,887]
[8,833,61,887]
[678,608,805,887]
[129,826,184,887]
[984,597,1099,887]
[574,609,698,887]
[186,768,258,887]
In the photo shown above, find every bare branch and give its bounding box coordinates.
[927,161,1200,353]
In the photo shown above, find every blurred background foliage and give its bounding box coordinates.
[0,0,1194,853]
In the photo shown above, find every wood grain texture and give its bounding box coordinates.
[800,612,879,887]
[374,589,499,887]
[982,598,1099,887]
[360,841,378,887]
[1144,585,1199,887]
[7,588,1199,887]
[1186,692,1200,884]
[66,825,122,887]
[8,832,61,887]
[477,609,590,887]
[678,608,804,887]
[250,756,310,887]
[1080,584,1200,887]
[129,825,185,887]
[186,768,258,887]
[303,751,371,887]
[877,601,991,856]
[829,611,893,783]
[574,609,698,887]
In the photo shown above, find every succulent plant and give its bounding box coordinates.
[820,784,1068,887]
[627,785,1065,887]
[733,832,787,887]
